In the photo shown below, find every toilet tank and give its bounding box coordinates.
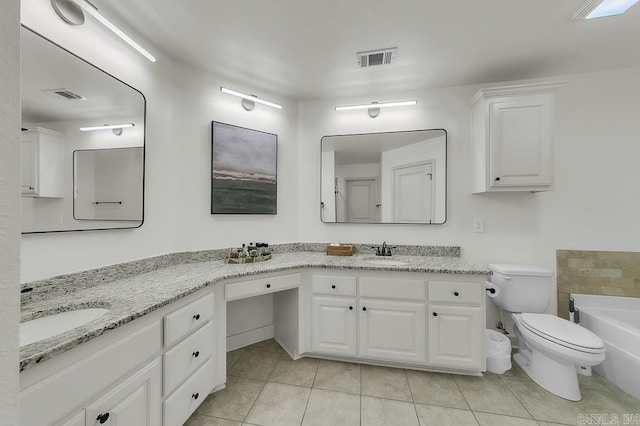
[488,264,553,313]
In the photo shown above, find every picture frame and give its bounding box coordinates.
[211,121,278,214]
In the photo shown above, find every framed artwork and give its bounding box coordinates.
[211,121,277,214]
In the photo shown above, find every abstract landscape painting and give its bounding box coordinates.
[211,122,277,214]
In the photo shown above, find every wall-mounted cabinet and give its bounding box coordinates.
[470,82,563,193]
[21,127,64,198]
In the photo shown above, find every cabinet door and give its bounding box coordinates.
[428,305,482,370]
[359,299,426,364]
[490,95,552,188]
[85,358,161,426]
[311,296,357,356]
[21,135,38,195]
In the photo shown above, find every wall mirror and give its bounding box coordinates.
[321,129,446,224]
[20,26,145,233]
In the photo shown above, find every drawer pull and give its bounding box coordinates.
[193,314,200,320]
[97,413,110,424]
[192,392,199,400]
[349,306,353,310]
[362,307,367,311]
[266,283,271,288]
[193,350,200,358]
[331,284,336,289]
[433,312,438,317]
[454,291,459,297]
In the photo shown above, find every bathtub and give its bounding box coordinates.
[572,294,640,399]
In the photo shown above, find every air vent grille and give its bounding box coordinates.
[42,88,87,100]
[357,47,397,68]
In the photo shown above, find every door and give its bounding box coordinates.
[428,305,482,370]
[85,358,161,426]
[490,95,552,187]
[311,296,357,356]
[346,179,379,223]
[359,299,426,364]
[393,163,433,223]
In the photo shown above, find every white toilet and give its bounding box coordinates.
[486,264,605,401]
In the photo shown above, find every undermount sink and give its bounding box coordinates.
[365,258,410,267]
[20,308,109,347]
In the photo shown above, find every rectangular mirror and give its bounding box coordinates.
[20,26,145,233]
[321,129,446,224]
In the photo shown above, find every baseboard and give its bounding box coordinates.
[226,325,274,351]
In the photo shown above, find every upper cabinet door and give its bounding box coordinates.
[470,82,563,193]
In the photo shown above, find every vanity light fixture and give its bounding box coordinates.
[79,123,134,136]
[51,0,157,62]
[335,100,417,118]
[574,0,639,19]
[220,87,283,111]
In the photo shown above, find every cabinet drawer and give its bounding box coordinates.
[164,293,214,347]
[163,358,214,426]
[164,321,214,396]
[359,277,426,301]
[225,273,300,301]
[428,281,482,305]
[312,275,356,296]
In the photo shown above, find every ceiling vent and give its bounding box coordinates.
[42,88,87,100]
[357,47,397,68]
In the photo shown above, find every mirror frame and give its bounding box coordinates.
[320,128,447,225]
[21,25,146,234]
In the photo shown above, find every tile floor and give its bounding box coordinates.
[185,339,640,426]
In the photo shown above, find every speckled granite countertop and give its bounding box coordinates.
[20,246,490,372]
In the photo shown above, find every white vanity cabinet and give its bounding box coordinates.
[427,281,484,370]
[21,127,64,198]
[470,82,563,193]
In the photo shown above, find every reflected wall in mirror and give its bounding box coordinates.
[20,26,145,233]
[321,129,446,224]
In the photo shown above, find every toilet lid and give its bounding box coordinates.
[520,313,604,352]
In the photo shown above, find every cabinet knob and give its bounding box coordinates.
[433,312,438,317]
[453,291,459,297]
[349,306,353,310]
[97,413,110,424]
[193,351,200,358]
[362,307,367,311]
[193,314,200,320]
[192,392,199,400]
[331,284,336,289]
[266,283,271,288]
[495,177,501,181]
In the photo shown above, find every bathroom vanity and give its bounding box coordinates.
[19,248,489,426]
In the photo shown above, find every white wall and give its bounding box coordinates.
[20,0,299,281]
[298,68,640,325]
[0,1,21,423]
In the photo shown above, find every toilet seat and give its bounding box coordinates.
[519,313,605,354]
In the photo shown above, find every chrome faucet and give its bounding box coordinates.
[371,241,396,256]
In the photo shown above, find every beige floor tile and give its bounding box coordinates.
[226,348,245,371]
[228,349,281,380]
[302,388,360,426]
[536,422,574,426]
[361,396,419,426]
[415,404,478,426]
[578,372,616,393]
[184,414,243,426]
[313,359,361,394]
[245,338,285,354]
[407,370,469,409]
[245,382,311,426]
[269,355,319,387]
[473,411,538,426]
[502,378,583,424]
[497,363,531,382]
[362,365,412,402]
[454,374,531,418]
[196,376,264,422]
[578,386,640,418]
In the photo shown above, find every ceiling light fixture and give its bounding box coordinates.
[574,0,639,19]
[335,100,417,118]
[51,0,157,62]
[79,123,135,136]
[220,87,283,111]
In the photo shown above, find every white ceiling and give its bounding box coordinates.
[95,0,640,100]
